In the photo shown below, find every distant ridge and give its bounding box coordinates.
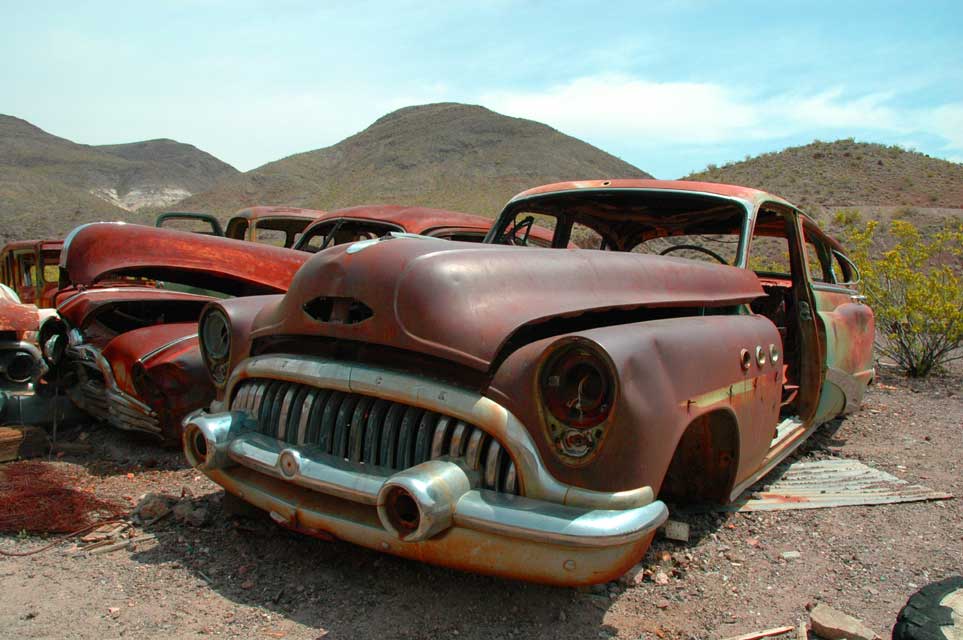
[0,114,238,243]
[179,102,652,217]
[683,139,963,212]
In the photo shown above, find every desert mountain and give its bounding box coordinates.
[179,103,651,217]
[684,139,963,213]
[0,115,238,242]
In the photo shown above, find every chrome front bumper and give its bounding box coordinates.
[183,355,668,585]
[185,411,666,585]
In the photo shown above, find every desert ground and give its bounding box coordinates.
[1,365,960,640]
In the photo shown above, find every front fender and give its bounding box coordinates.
[202,294,284,404]
[487,314,783,494]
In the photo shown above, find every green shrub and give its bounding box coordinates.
[838,216,963,377]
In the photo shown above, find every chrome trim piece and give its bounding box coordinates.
[140,333,198,364]
[69,343,161,435]
[215,354,654,510]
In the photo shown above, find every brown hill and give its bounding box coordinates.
[180,102,651,217]
[0,115,238,242]
[683,139,963,213]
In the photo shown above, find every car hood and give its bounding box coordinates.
[56,287,214,328]
[251,236,765,372]
[62,222,309,295]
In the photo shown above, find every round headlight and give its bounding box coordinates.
[200,309,230,384]
[541,342,614,429]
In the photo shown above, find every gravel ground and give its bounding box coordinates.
[1,368,960,640]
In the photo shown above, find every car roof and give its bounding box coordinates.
[510,179,799,209]
[230,206,328,221]
[301,205,494,235]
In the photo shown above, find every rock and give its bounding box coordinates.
[558,611,567,622]
[172,499,194,521]
[809,603,879,640]
[135,494,171,521]
[781,551,802,560]
[654,571,670,585]
[619,563,646,587]
[185,507,208,527]
[655,598,670,609]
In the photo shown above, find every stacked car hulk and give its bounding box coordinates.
[182,180,874,585]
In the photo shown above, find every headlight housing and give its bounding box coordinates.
[199,308,231,386]
[538,338,617,465]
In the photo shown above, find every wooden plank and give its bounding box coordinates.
[0,426,49,462]
[722,626,795,640]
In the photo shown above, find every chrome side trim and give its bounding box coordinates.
[139,333,198,364]
[217,354,654,511]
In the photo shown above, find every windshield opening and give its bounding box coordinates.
[491,190,748,265]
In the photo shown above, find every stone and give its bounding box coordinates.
[809,603,879,640]
[185,507,209,527]
[172,500,195,522]
[135,494,171,521]
[618,563,647,587]
[781,551,802,560]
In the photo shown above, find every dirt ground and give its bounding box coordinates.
[1,367,960,640]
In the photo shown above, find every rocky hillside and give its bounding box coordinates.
[684,139,963,213]
[180,103,651,217]
[0,115,238,242]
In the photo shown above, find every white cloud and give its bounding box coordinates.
[478,74,963,160]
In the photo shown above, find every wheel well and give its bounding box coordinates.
[659,410,740,504]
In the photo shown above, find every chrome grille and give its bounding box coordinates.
[231,378,519,494]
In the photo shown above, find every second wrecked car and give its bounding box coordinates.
[44,223,309,444]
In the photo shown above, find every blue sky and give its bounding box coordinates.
[2,0,961,178]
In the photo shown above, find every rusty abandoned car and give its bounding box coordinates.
[182,179,875,585]
[41,223,310,444]
[158,206,327,247]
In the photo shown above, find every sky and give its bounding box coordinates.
[2,0,961,178]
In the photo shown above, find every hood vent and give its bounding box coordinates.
[303,296,373,325]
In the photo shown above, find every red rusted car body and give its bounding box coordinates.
[47,223,309,443]
[224,206,326,248]
[156,207,327,247]
[291,204,548,250]
[0,288,81,426]
[183,180,874,585]
[0,239,63,308]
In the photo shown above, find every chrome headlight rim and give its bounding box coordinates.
[199,307,231,386]
[537,337,619,467]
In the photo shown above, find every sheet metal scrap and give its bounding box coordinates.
[726,458,952,512]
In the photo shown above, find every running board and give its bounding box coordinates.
[728,416,816,502]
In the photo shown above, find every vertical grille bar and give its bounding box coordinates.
[230,379,519,494]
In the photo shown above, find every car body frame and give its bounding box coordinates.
[184,179,874,585]
[46,223,309,443]
[0,239,64,308]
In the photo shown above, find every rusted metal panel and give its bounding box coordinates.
[61,223,308,293]
[255,237,766,372]
[726,458,953,511]
[0,299,39,336]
